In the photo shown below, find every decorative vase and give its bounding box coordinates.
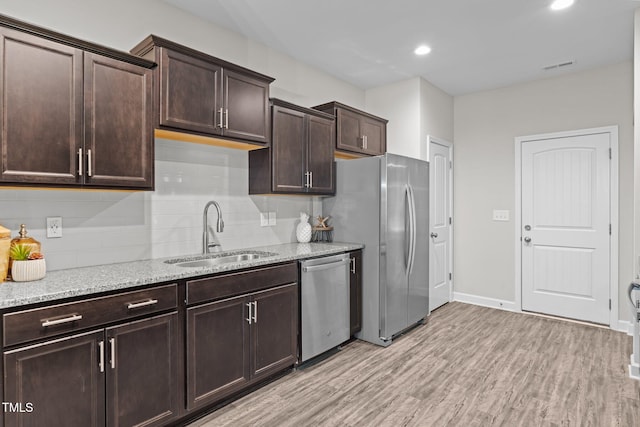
[296,212,312,243]
[11,259,46,282]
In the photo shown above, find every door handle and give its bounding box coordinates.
[523,236,532,243]
[98,340,105,372]
[217,108,224,129]
[87,149,93,177]
[350,257,356,274]
[430,232,438,238]
[252,301,258,323]
[77,148,83,176]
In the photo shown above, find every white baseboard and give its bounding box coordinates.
[453,292,517,312]
[454,292,634,334]
[614,320,633,336]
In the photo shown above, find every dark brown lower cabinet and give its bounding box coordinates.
[350,250,363,335]
[3,313,179,427]
[4,330,105,427]
[187,283,297,410]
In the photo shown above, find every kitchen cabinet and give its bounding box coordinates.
[185,263,297,410]
[349,250,363,335]
[0,17,155,189]
[2,284,180,427]
[313,101,387,157]
[131,36,273,146]
[249,99,335,195]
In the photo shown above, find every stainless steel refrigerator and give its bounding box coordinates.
[323,153,429,347]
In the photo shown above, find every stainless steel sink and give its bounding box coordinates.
[165,251,277,268]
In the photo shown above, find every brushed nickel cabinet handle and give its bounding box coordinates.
[126,299,158,310]
[310,171,313,188]
[246,302,252,325]
[252,301,258,323]
[109,338,116,369]
[218,108,224,129]
[364,135,368,150]
[351,257,356,274]
[98,340,105,372]
[78,148,83,176]
[87,149,93,177]
[41,314,82,328]
[225,109,229,129]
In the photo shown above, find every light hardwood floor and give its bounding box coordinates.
[189,302,640,426]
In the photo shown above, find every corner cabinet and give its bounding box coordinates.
[313,101,387,157]
[185,263,298,410]
[131,35,273,146]
[0,18,155,190]
[249,99,335,195]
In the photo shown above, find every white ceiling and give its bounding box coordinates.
[163,0,637,96]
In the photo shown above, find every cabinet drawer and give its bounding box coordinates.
[186,263,297,305]
[3,284,177,347]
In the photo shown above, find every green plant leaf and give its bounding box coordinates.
[10,244,31,261]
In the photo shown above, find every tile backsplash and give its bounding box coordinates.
[0,138,316,271]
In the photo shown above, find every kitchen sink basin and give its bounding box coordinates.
[165,251,277,268]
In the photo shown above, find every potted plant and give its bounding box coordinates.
[9,244,46,282]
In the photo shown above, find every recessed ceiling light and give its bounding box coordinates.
[414,45,431,56]
[550,0,574,11]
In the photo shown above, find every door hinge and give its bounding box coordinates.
[449,161,452,169]
[449,217,452,225]
[609,148,612,159]
[609,299,611,310]
[609,224,611,235]
[449,273,452,280]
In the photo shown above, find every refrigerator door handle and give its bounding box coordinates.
[404,185,412,274]
[407,184,417,276]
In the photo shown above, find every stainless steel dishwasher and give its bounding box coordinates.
[299,253,351,363]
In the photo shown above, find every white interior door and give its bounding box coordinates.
[521,132,610,324]
[429,138,452,311]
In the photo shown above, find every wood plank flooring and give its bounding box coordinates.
[189,302,640,426]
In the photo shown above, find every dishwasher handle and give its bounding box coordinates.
[302,258,350,273]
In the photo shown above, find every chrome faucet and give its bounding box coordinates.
[203,200,224,254]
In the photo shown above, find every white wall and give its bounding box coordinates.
[0,0,366,271]
[365,77,453,158]
[454,61,634,321]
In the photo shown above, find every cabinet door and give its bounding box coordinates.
[106,313,179,427]
[159,48,222,135]
[0,28,83,185]
[307,114,335,194]
[271,106,306,193]
[186,295,250,410]
[349,250,363,335]
[361,116,386,155]
[251,283,298,380]
[336,108,363,153]
[84,52,154,189]
[4,330,105,427]
[223,69,270,144]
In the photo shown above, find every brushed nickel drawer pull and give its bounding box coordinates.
[78,148,83,176]
[127,299,158,310]
[41,314,83,328]
[218,108,224,129]
[87,149,93,177]
[225,108,229,129]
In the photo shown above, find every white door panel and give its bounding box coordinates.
[521,133,610,324]
[429,139,452,311]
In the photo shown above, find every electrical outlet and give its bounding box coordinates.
[46,216,63,238]
[268,212,277,226]
[492,210,510,221]
[260,212,269,227]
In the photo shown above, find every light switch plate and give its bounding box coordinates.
[260,212,269,227]
[268,212,277,226]
[46,216,63,238]
[492,210,510,221]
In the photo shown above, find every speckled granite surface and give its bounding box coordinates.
[0,242,362,310]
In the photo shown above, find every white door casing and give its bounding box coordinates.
[516,127,618,326]
[427,136,453,312]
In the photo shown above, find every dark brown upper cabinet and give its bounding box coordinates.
[131,36,273,146]
[249,99,335,195]
[0,15,155,190]
[313,101,388,157]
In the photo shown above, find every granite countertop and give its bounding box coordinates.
[0,242,363,310]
